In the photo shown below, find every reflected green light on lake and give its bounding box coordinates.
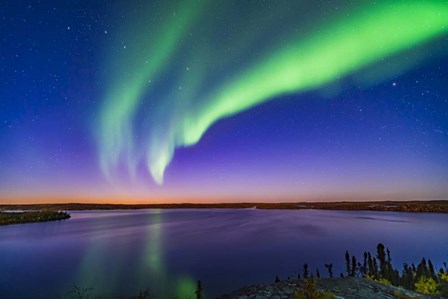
[0,209,447,298]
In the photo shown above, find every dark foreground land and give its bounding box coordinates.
[0,210,70,225]
[218,277,444,299]
[1,200,448,213]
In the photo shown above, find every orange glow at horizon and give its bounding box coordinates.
[0,193,444,205]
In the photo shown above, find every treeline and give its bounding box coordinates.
[294,243,448,296]
[343,244,448,295]
[0,210,70,225]
[0,203,257,211]
[258,201,448,213]
[2,200,448,213]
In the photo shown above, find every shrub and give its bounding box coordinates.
[414,276,437,295]
[378,278,391,285]
[392,290,415,299]
[437,272,448,296]
[68,285,92,299]
[294,278,335,299]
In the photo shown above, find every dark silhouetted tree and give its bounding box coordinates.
[391,269,400,286]
[373,258,379,279]
[416,258,428,280]
[345,250,351,276]
[358,263,363,277]
[303,263,309,279]
[68,286,92,299]
[335,244,448,294]
[362,252,368,276]
[275,275,280,283]
[401,263,414,290]
[195,280,203,299]
[428,259,436,280]
[325,263,333,278]
[367,252,374,277]
[316,268,320,279]
[386,247,399,284]
[137,289,151,299]
[377,243,387,279]
[351,256,357,277]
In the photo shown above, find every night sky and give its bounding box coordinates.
[1,1,447,203]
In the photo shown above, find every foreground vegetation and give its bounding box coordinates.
[293,278,335,299]
[66,243,446,298]
[0,210,70,225]
[353,243,448,297]
[1,200,448,213]
[292,243,448,297]
[67,281,203,299]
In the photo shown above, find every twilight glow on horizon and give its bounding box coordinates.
[1,0,448,202]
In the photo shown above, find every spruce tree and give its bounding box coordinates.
[401,263,411,289]
[376,243,387,280]
[428,259,436,281]
[195,280,203,299]
[345,250,351,276]
[416,258,428,280]
[367,252,374,277]
[303,263,309,279]
[325,263,333,278]
[373,258,379,279]
[363,252,368,276]
[351,256,357,277]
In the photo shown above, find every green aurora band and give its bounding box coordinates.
[99,1,448,184]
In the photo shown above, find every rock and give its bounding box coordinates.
[216,277,443,299]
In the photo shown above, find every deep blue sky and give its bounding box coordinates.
[1,1,447,202]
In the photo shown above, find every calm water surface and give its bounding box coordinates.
[1,209,447,298]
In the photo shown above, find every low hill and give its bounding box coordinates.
[217,277,443,299]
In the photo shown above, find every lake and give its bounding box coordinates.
[0,209,447,298]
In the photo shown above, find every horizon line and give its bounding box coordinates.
[1,198,447,206]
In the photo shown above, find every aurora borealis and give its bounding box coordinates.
[1,0,448,202]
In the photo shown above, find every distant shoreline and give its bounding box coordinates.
[1,200,448,213]
[0,210,70,226]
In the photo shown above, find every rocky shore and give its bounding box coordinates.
[217,277,444,299]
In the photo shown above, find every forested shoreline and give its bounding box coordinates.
[1,200,447,213]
